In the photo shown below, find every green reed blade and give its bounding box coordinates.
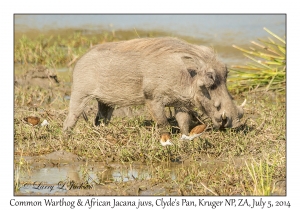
[251,41,283,56]
[243,54,273,70]
[263,27,286,44]
[257,38,286,49]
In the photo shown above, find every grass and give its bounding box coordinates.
[245,158,274,195]
[14,80,286,195]
[14,28,286,195]
[14,28,188,68]
[229,28,286,93]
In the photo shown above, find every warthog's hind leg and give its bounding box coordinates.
[94,101,114,126]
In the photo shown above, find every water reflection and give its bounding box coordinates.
[17,162,178,195]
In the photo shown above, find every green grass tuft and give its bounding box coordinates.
[228,28,286,93]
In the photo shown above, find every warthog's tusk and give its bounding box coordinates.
[222,111,227,120]
[241,99,247,107]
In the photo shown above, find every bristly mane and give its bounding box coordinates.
[99,37,217,63]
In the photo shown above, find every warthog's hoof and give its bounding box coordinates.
[181,124,206,141]
[160,132,173,146]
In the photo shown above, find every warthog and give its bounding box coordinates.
[63,37,245,142]
[15,65,59,88]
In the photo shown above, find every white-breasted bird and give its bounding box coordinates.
[181,124,206,141]
[160,132,173,146]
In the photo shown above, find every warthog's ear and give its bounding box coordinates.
[187,69,197,78]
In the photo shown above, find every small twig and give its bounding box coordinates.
[241,117,250,128]
[38,95,46,106]
[108,121,121,130]
[49,95,59,106]
[256,116,266,131]
[266,76,276,92]
[195,116,206,125]
[44,109,55,121]
[96,144,105,156]
[200,182,218,196]
[134,28,140,38]
[91,129,113,145]
[67,54,79,67]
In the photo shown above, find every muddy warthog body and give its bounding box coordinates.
[15,66,59,88]
[63,37,244,138]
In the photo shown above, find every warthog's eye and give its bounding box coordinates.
[188,69,197,78]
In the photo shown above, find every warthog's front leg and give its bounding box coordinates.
[63,93,92,131]
[175,108,191,136]
[175,108,206,141]
[146,99,172,146]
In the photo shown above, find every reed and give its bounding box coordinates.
[228,28,286,93]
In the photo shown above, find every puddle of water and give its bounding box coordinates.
[16,161,180,195]
[56,67,69,72]
[15,150,286,195]
[64,95,70,100]
[15,149,238,195]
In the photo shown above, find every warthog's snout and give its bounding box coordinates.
[212,99,246,129]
